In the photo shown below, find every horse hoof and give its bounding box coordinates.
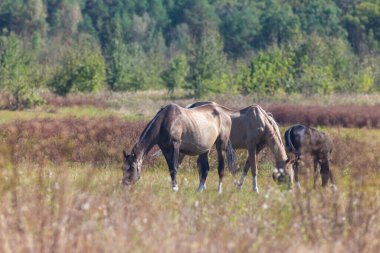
[253,187,259,193]
[172,185,179,192]
[234,181,243,189]
[331,184,338,192]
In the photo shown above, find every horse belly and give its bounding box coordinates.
[179,125,218,155]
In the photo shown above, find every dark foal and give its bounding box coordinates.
[285,124,337,189]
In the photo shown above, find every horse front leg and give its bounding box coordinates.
[313,157,319,189]
[196,157,206,190]
[161,142,180,191]
[248,147,259,193]
[197,152,210,192]
[293,157,301,190]
[235,158,250,189]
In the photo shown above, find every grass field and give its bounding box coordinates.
[1,93,380,253]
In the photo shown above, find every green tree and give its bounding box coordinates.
[259,0,300,46]
[161,54,188,94]
[248,46,296,95]
[105,41,148,91]
[0,33,42,108]
[292,0,344,37]
[48,40,106,96]
[220,3,261,57]
[186,29,228,97]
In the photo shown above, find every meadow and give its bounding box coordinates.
[0,92,380,253]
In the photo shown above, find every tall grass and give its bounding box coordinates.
[0,162,379,253]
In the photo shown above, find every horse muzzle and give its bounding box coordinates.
[121,175,140,186]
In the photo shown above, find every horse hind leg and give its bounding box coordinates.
[197,152,210,193]
[248,147,259,193]
[216,142,225,194]
[235,158,250,189]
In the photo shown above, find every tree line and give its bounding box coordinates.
[1,0,380,107]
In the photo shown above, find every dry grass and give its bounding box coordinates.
[1,93,380,252]
[1,117,380,173]
[0,121,380,252]
[0,160,379,253]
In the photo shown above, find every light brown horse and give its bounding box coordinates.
[122,103,237,193]
[185,101,293,192]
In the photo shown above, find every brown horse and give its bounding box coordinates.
[284,124,337,189]
[122,103,237,193]
[184,102,293,192]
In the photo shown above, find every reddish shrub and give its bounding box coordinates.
[0,117,160,166]
[266,104,380,128]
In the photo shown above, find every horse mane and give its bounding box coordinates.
[255,105,284,146]
[138,106,166,142]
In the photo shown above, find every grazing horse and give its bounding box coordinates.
[284,124,336,189]
[122,103,237,193]
[184,101,293,192]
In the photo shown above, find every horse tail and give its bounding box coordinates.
[226,139,238,174]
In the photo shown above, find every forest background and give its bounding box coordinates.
[1,0,380,107]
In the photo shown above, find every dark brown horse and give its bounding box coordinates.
[284,124,337,189]
[122,103,237,193]
[182,101,293,192]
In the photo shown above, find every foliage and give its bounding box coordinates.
[48,41,106,96]
[0,33,43,108]
[186,29,228,97]
[248,46,296,95]
[2,0,380,99]
[219,3,261,57]
[161,54,188,94]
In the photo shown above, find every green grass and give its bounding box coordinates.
[0,106,145,124]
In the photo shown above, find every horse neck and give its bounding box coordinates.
[263,117,288,168]
[132,108,164,160]
[266,128,288,168]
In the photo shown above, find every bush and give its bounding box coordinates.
[242,46,296,95]
[48,44,106,96]
[161,54,188,94]
[0,33,44,108]
[186,29,228,97]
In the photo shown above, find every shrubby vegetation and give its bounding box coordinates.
[1,0,380,105]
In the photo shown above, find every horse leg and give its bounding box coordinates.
[313,157,319,189]
[329,165,338,191]
[197,152,210,193]
[320,160,330,187]
[248,147,259,193]
[197,157,206,190]
[235,158,250,189]
[293,157,301,190]
[161,142,180,191]
[216,142,225,194]
[178,153,185,166]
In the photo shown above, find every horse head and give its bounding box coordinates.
[272,159,294,188]
[122,150,141,185]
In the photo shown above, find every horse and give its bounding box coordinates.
[122,103,238,193]
[183,101,293,192]
[284,124,337,189]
